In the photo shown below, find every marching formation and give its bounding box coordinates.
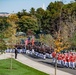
[52,52,76,69]
[5,37,76,70]
[25,38,76,69]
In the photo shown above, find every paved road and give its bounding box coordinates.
[0,53,75,75]
[23,54,76,75]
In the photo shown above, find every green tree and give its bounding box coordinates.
[30,7,35,15]
[0,17,9,54]
[18,15,39,33]
[41,10,51,33]
[0,39,7,54]
[69,32,76,47]
[35,8,45,33]
[17,9,31,18]
[0,17,10,32]
[4,14,19,70]
[46,1,63,35]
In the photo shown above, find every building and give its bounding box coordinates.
[0,12,10,17]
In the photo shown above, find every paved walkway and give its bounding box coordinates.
[0,53,73,75]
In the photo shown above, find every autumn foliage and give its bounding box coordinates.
[54,32,70,53]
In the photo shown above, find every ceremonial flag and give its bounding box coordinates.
[25,39,28,46]
[31,38,34,46]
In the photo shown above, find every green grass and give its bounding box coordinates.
[0,58,49,75]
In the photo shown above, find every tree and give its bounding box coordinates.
[47,1,63,35]
[54,32,70,75]
[35,8,45,33]
[69,32,76,47]
[0,17,9,54]
[3,14,19,70]
[18,15,39,33]
[4,14,19,41]
[0,39,7,54]
[0,17,10,33]
[17,9,31,18]
[41,10,51,33]
[30,7,35,15]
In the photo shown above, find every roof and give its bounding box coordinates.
[15,32,26,36]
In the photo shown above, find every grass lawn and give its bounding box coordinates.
[0,58,49,75]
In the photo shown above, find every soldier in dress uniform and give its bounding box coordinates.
[15,48,18,59]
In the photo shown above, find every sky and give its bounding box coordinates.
[0,0,74,13]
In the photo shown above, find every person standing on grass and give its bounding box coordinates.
[15,48,18,59]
